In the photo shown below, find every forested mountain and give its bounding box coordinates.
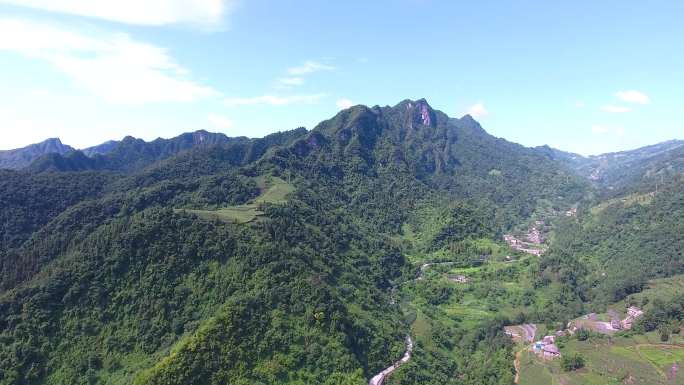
[547,174,684,305]
[2,98,678,385]
[544,139,684,193]
[0,138,74,169]
[27,128,308,173]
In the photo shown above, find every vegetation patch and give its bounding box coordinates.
[178,176,294,223]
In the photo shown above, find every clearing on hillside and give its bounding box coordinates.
[178,176,294,223]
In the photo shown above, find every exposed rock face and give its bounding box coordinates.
[404,99,436,128]
[420,103,432,126]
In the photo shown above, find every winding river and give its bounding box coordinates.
[369,261,460,384]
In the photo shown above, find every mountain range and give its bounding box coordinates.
[3,106,682,193]
[0,99,682,385]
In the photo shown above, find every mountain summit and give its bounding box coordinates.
[0,138,74,169]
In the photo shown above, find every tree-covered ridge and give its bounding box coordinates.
[26,128,308,173]
[542,173,684,309]
[543,139,684,195]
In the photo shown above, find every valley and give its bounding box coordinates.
[0,0,680,383]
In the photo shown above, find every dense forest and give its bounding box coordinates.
[1,99,681,384]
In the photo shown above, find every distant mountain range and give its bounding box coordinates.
[540,139,684,193]
[0,138,74,169]
[3,121,682,189]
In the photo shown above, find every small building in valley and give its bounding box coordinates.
[542,344,561,360]
[448,274,469,283]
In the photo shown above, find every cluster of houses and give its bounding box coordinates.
[573,306,645,333]
[503,222,546,256]
[611,306,644,330]
[565,207,578,217]
[506,305,645,362]
[527,227,544,244]
[532,335,561,360]
[504,324,561,360]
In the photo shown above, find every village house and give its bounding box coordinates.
[522,248,543,256]
[504,234,545,256]
[611,319,622,330]
[504,327,521,339]
[448,274,469,283]
[531,337,561,360]
[627,306,644,318]
[527,227,544,244]
[542,344,561,360]
[621,306,644,329]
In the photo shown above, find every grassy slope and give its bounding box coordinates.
[590,191,655,215]
[180,176,294,223]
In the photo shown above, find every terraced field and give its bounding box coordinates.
[590,191,655,215]
[518,335,684,385]
[515,274,684,385]
[626,275,684,305]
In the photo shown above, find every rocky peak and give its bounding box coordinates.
[398,98,436,128]
[192,130,211,144]
[0,138,75,169]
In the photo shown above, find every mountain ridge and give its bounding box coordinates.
[0,138,74,169]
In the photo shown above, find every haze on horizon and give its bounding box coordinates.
[0,0,682,156]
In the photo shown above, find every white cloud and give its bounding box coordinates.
[0,18,217,104]
[0,0,235,26]
[466,102,488,119]
[287,61,335,75]
[207,113,233,130]
[336,98,354,110]
[615,90,650,104]
[575,101,585,108]
[224,94,326,107]
[601,105,631,113]
[276,77,304,87]
[591,124,625,136]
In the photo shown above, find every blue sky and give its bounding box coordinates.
[0,0,682,155]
